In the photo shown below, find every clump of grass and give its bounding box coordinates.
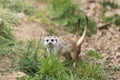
[0,6,17,56]
[101,0,119,14]
[101,0,119,16]
[101,0,119,9]
[18,40,42,75]
[48,0,96,36]
[0,23,13,40]
[0,6,17,57]
[103,14,120,27]
[101,1,120,27]
[0,8,16,39]
[0,36,10,56]
[86,50,103,59]
[21,53,107,80]
[37,55,65,79]
[76,60,106,80]
[0,0,36,16]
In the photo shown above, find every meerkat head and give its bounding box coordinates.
[44,36,58,47]
[44,36,59,54]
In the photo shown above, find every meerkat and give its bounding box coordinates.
[44,16,88,60]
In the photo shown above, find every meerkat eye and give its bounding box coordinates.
[51,39,54,42]
[55,39,57,42]
[46,39,49,42]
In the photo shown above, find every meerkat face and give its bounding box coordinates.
[44,36,58,47]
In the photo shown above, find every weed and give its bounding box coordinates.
[101,0,119,9]
[103,14,120,27]
[38,55,64,77]
[101,0,119,14]
[18,40,42,75]
[0,0,36,16]
[0,6,17,56]
[21,54,107,80]
[77,60,106,80]
[0,6,17,39]
[86,50,103,59]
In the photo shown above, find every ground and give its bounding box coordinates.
[0,0,120,80]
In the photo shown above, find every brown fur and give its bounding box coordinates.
[64,16,88,60]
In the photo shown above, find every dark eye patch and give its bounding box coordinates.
[46,39,49,42]
[51,39,54,42]
[55,39,57,42]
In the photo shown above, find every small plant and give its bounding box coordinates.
[38,54,65,78]
[77,60,106,80]
[0,6,18,39]
[21,54,107,80]
[86,50,102,59]
[101,1,120,27]
[0,0,36,16]
[101,0,119,14]
[18,40,41,75]
[101,0,119,9]
[103,14,120,27]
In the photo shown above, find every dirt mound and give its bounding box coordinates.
[12,13,47,42]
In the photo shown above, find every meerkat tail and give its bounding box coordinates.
[76,16,88,48]
[76,18,80,40]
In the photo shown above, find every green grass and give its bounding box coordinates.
[86,50,103,59]
[0,6,17,56]
[0,0,37,16]
[21,54,107,80]
[18,40,43,75]
[103,14,120,27]
[101,0,119,14]
[0,6,17,39]
[101,0,120,27]
[101,0,119,9]
[47,0,96,36]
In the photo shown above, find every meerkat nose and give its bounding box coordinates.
[48,42,53,45]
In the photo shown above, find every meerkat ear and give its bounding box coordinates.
[76,16,88,48]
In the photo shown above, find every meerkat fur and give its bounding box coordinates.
[69,16,88,60]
